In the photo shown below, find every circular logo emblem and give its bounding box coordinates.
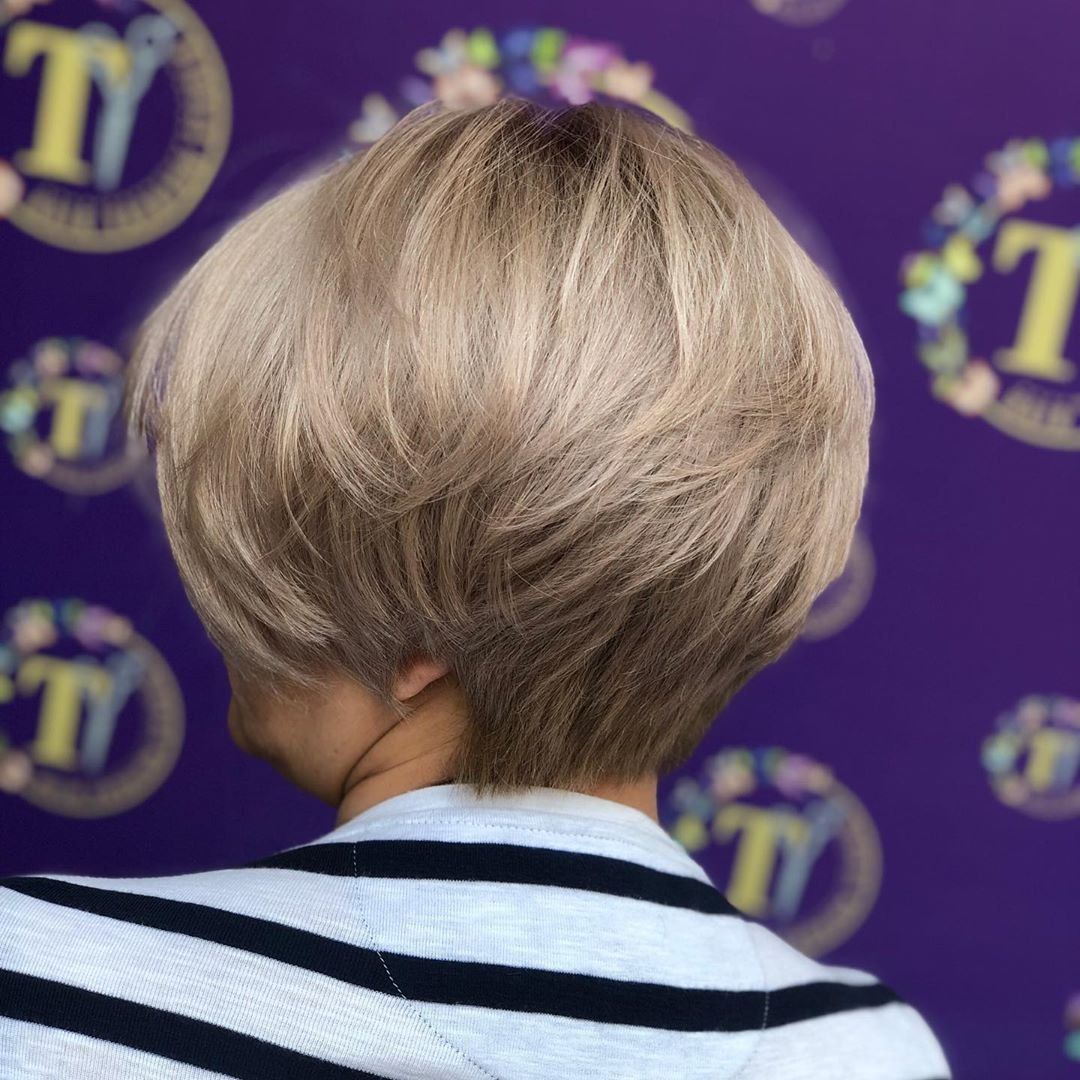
[663,746,882,957]
[748,0,851,26]
[0,335,145,493]
[982,693,1080,819]
[0,598,184,817]
[802,526,875,641]
[899,137,1080,450]
[344,25,692,151]
[0,0,231,252]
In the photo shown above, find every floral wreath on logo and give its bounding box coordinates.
[0,597,184,817]
[344,25,691,150]
[897,137,1080,438]
[664,746,881,957]
[981,693,1080,819]
[0,336,144,493]
[1065,992,1080,1062]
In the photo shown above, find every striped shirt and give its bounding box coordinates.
[0,782,951,1079]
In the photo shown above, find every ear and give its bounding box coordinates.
[392,654,452,702]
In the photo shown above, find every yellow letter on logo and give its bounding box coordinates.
[992,220,1079,383]
[4,21,129,185]
[714,804,809,917]
[17,656,112,770]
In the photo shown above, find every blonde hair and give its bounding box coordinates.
[127,96,873,793]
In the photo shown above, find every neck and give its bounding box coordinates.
[337,769,661,829]
[334,690,660,828]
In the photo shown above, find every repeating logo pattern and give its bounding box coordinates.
[663,746,882,956]
[344,25,692,150]
[982,693,1080,819]
[0,0,231,251]
[0,335,144,492]
[899,137,1080,450]
[0,598,184,817]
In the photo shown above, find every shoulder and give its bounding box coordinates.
[0,854,380,1077]
[738,921,953,1080]
[0,847,358,954]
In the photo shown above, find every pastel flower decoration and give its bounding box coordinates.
[1047,137,1080,186]
[1052,699,1080,726]
[33,338,69,377]
[1064,992,1080,1029]
[72,605,114,649]
[985,141,1027,176]
[670,777,713,820]
[11,607,57,653]
[981,732,1021,774]
[599,58,655,104]
[996,774,1029,806]
[1066,1029,1080,1062]
[73,341,122,376]
[934,359,1000,417]
[994,161,1051,213]
[956,204,998,244]
[2,0,54,19]
[415,29,472,79]
[917,323,967,378]
[103,613,133,647]
[20,443,54,476]
[348,93,398,146]
[900,251,936,289]
[550,38,621,105]
[0,158,23,217]
[398,75,433,109]
[0,385,38,434]
[500,27,543,94]
[0,749,32,794]
[985,141,1051,213]
[1017,696,1048,730]
[0,643,16,676]
[899,261,965,327]
[433,65,502,109]
[931,184,976,227]
[774,754,812,798]
[939,233,983,284]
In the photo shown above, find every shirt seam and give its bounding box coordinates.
[348,840,502,1080]
[727,919,770,1080]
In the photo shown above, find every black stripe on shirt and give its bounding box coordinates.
[0,968,390,1080]
[0,876,901,1033]
[247,839,740,916]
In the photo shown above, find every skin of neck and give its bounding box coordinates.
[225,656,660,829]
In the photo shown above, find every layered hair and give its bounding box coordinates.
[126,96,874,792]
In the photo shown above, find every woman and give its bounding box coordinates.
[0,97,951,1078]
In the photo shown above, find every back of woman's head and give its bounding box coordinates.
[127,95,874,792]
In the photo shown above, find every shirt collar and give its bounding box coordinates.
[306,782,708,879]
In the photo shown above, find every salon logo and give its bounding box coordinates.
[0,0,230,252]
[899,137,1080,450]
[748,0,851,26]
[0,336,144,493]
[982,694,1080,819]
[664,747,882,957]
[802,526,874,641]
[344,25,692,151]
[0,598,184,817]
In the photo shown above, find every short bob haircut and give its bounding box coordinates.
[127,96,873,793]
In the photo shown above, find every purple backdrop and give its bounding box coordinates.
[3,1,1079,1076]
